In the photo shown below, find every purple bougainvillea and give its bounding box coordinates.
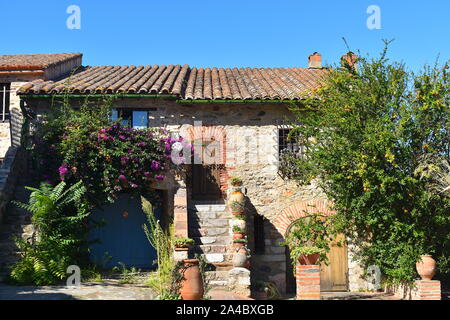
[42,121,190,203]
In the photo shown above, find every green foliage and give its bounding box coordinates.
[229,177,243,186]
[283,43,450,282]
[256,281,281,300]
[142,195,182,299]
[281,214,336,269]
[173,237,194,248]
[232,225,244,233]
[112,262,141,284]
[233,238,247,243]
[10,181,90,285]
[195,254,213,300]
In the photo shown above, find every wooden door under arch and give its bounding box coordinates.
[320,234,348,292]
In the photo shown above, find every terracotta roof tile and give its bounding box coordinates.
[0,53,82,70]
[18,63,329,100]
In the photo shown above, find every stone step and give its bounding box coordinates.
[196,245,229,255]
[205,270,230,281]
[208,280,228,288]
[193,235,232,246]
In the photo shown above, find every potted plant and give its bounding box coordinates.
[416,254,437,280]
[173,237,195,249]
[230,177,243,187]
[229,200,245,215]
[231,215,246,230]
[232,225,245,240]
[233,238,247,248]
[281,214,335,267]
[228,177,245,203]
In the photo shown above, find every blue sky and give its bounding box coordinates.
[2,0,450,71]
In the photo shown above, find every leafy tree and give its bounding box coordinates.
[283,44,450,283]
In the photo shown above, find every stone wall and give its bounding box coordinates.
[0,123,10,159]
[23,97,371,294]
[0,147,26,224]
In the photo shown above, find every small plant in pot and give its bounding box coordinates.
[233,238,247,248]
[229,200,245,215]
[281,214,335,267]
[232,225,245,240]
[174,237,195,249]
[230,177,243,187]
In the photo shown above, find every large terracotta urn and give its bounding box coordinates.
[416,255,436,281]
[298,253,320,265]
[180,259,204,300]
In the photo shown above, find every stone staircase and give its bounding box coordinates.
[0,178,34,281]
[188,202,233,289]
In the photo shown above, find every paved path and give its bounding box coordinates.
[0,280,155,300]
[0,281,398,300]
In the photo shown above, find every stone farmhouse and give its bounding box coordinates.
[0,52,372,296]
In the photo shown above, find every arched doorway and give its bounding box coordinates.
[88,192,163,269]
[274,199,348,293]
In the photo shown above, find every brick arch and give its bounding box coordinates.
[273,199,335,237]
[182,125,227,165]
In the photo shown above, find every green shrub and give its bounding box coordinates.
[10,181,90,285]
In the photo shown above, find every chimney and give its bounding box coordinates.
[341,52,358,70]
[308,52,322,69]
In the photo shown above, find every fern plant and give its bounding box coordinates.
[10,181,91,285]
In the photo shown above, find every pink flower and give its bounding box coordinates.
[150,160,161,171]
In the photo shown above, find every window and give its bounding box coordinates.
[278,128,307,180]
[0,83,11,122]
[278,128,303,157]
[254,214,265,254]
[111,109,149,128]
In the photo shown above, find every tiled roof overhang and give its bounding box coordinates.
[18,64,328,101]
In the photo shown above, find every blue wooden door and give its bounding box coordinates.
[88,193,162,269]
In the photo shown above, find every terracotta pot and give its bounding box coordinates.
[233,232,245,240]
[298,253,320,265]
[233,242,246,248]
[416,255,436,280]
[180,259,204,300]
